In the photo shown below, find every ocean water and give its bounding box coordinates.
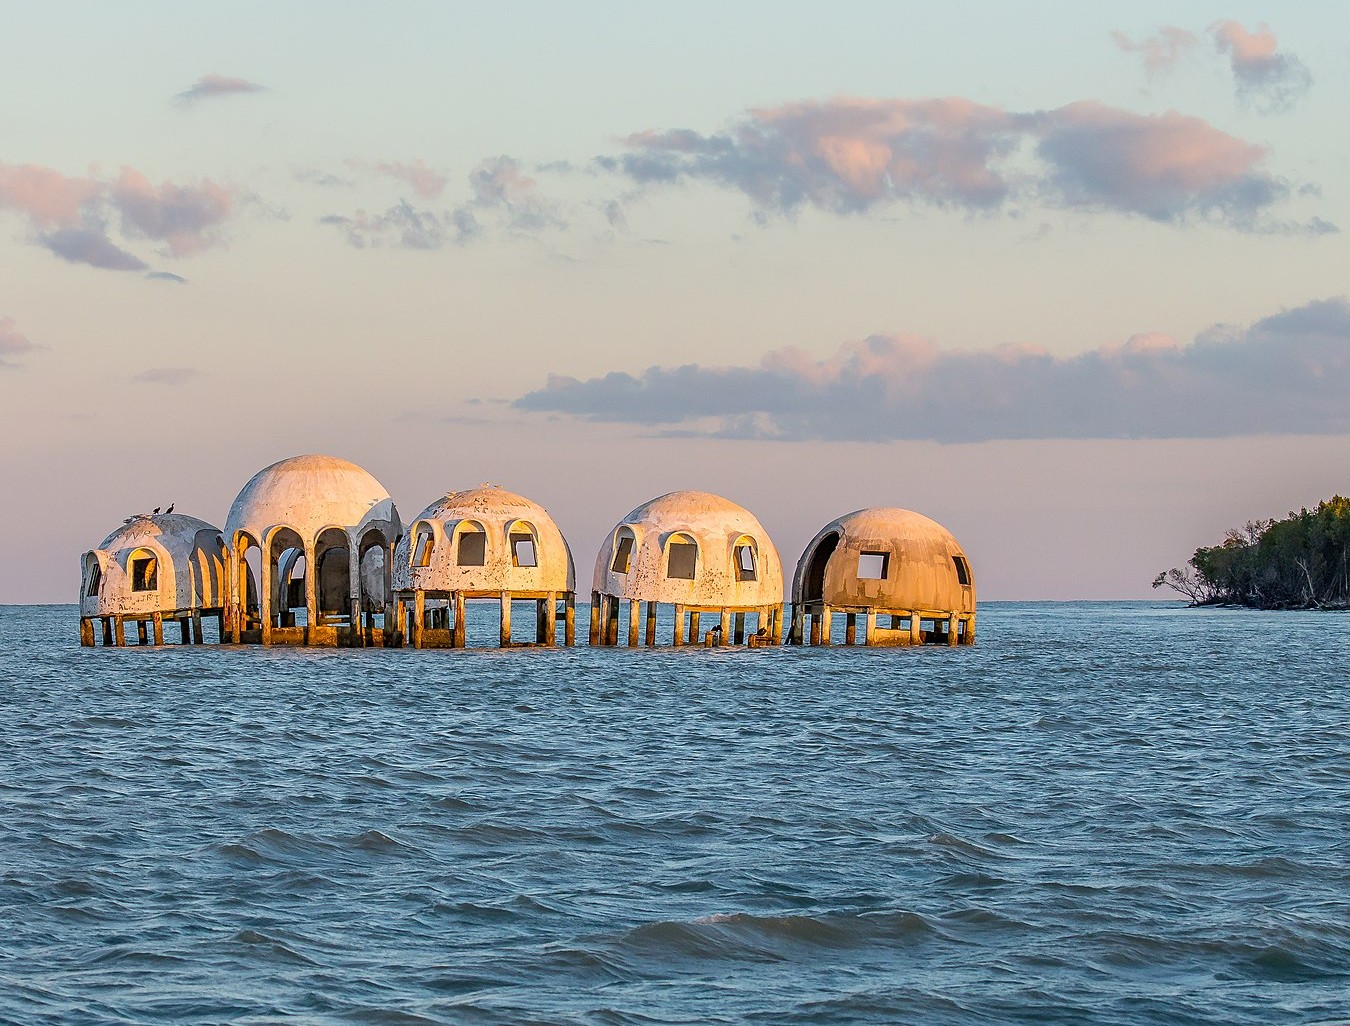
[1,602,1346,1026]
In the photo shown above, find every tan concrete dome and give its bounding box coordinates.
[593,490,783,607]
[793,507,974,614]
[225,454,399,547]
[392,486,575,594]
[81,513,227,618]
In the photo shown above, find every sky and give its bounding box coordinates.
[2,1,1348,603]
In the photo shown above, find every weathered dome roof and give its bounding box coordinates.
[593,490,783,606]
[392,485,575,593]
[224,454,398,545]
[792,507,974,613]
[96,512,221,553]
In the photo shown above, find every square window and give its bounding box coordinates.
[735,544,756,581]
[457,531,486,566]
[131,556,158,592]
[511,534,537,567]
[857,552,889,580]
[611,535,634,574]
[667,542,697,580]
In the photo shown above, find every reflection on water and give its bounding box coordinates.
[0,602,1346,1025]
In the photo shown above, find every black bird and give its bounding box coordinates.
[152,506,161,515]
[165,503,175,514]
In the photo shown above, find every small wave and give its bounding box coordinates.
[348,829,420,854]
[622,909,938,961]
[230,929,320,966]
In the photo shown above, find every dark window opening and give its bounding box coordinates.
[611,535,634,574]
[735,544,756,581]
[953,555,971,586]
[86,562,102,597]
[857,551,889,580]
[667,541,697,580]
[511,533,537,567]
[131,555,158,592]
[413,530,434,567]
[457,531,486,566]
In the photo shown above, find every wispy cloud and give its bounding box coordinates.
[369,159,449,200]
[0,317,39,368]
[146,270,187,284]
[175,74,266,106]
[131,366,201,385]
[515,298,1350,443]
[1111,26,1198,78]
[599,96,1311,230]
[1210,21,1311,113]
[0,161,238,270]
[321,155,564,249]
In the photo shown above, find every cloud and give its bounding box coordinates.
[175,74,265,105]
[0,317,39,368]
[1210,21,1311,113]
[322,155,565,249]
[370,159,449,200]
[1111,27,1198,77]
[0,161,238,269]
[132,367,201,385]
[320,201,480,249]
[146,270,187,283]
[468,155,566,232]
[602,96,1306,229]
[514,298,1350,443]
[39,227,147,270]
[110,168,234,256]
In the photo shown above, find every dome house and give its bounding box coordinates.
[390,486,576,648]
[79,512,228,646]
[790,508,975,646]
[223,454,401,646]
[591,491,784,646]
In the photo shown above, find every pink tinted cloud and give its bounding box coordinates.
[110,168,234,256]
[1110,26,1198,77]
[608,96,1303,228]
[175,74,266,105]
[0,317,39,367]
[1210,21,1311,112]
[372,159,448,199]
[0,162,99,228]
[515,298,1350,442]
[0,161,239,269]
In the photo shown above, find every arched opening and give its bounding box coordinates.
[802,532,840,602]
[953,555,972,587]
[733,535,758,582]
[128,548,159,593]
[84,555,102,598]
[507,520,539,568]
[611,527,636,574]
[270,527,307,626]
[666,533,698,580]
[315,527,352,617]
[411,523,436,567]
[454,521,487,566]
[359,528,389,613]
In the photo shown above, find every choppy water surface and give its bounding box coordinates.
[1,602,1346,1025]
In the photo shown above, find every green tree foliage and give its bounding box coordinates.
[1154,496,1350,608]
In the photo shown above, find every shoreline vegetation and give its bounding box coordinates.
[1154,496,1350,610]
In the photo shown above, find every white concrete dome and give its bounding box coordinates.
[593,490,783,607]
[81,513,227,617]
[392,486,575,594]
[793,507,974,613]
[224,454,400,548]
